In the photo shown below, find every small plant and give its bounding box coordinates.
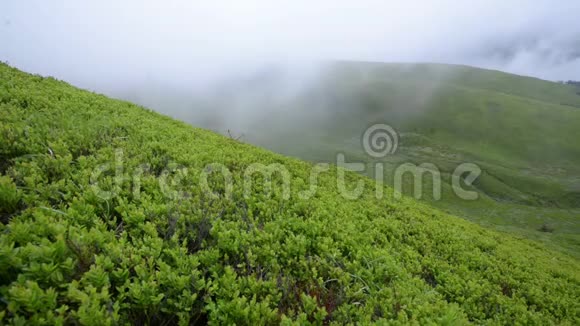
[538,223,555,233]
[0,176,21,221]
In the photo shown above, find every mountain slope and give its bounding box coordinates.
[1,63,579,324]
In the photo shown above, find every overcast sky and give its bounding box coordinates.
[1,0,579,90]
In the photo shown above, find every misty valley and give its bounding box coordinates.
[119,62,580,257]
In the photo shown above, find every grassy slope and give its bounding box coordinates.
[204,62,580,257]
[1,63,579,324]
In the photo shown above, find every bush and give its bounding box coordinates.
[0,176,21,222]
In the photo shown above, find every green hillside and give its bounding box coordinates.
[1,63,580,324]
[160,62,580,257]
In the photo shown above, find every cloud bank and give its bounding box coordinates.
[1,0,579,91]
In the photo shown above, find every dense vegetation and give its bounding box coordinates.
[136,62,580,257]
[1,63,579,324]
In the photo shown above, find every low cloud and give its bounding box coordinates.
[1,0,579,90]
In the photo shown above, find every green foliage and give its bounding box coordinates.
[0,63,579,324]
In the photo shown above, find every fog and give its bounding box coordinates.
[2,0,579,88]
[1,1,580,146]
